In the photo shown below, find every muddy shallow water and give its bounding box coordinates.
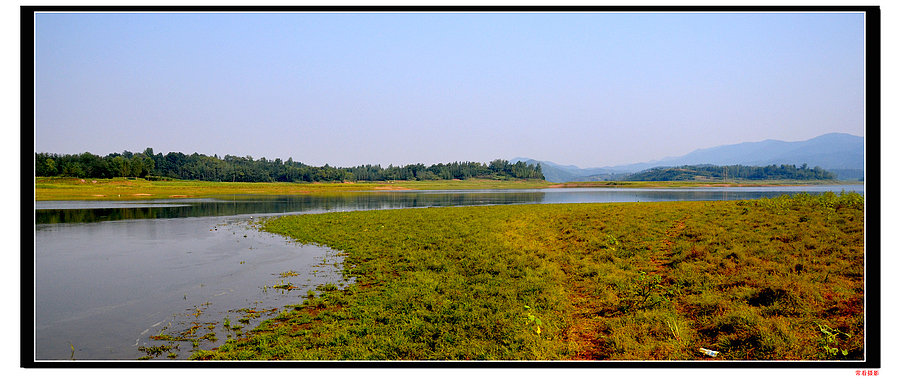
[34,214,347,360]
[32,185,863,360]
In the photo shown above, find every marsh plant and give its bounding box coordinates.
[138,344,177,359]
[524,305,543,336]
[193,192,864,360]
[279,270,299,278]
[816,323,852,359]
[617,271,667,313]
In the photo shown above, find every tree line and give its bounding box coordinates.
[623,164,835,181]
[34,149,544,182]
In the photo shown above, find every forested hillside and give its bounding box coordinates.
[34,149,544,182]
[623,164,835,181]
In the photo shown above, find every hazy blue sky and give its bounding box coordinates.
[34,11,866,168]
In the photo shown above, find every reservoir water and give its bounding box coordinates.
[32,185,864,360]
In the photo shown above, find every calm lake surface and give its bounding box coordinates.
[32,185,864,360]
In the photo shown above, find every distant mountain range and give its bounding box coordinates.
[513,133,865,182]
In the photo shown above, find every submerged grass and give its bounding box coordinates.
[188,192,865,360]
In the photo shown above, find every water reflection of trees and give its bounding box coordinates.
[35,207,164,224]
[32,188,862,224]
[34,192,548,224]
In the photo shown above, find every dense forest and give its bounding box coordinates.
[623,164,835,181]
[33,149,545,182]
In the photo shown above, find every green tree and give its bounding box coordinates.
[129,156,145,177]
[34,154,58,176]
[60,162,85,178]
[110,156,129,177]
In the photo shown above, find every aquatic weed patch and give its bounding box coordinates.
[192,192,865,360]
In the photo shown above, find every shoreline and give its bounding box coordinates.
[33,177,862,202]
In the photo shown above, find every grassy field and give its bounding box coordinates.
[34,176,858,201]
[189,192,865,361]
[33,177,552,201]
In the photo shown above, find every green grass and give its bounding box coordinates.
[32,177,552,201]
[191,191,865,361]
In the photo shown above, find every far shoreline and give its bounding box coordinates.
[33,176,863,202]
